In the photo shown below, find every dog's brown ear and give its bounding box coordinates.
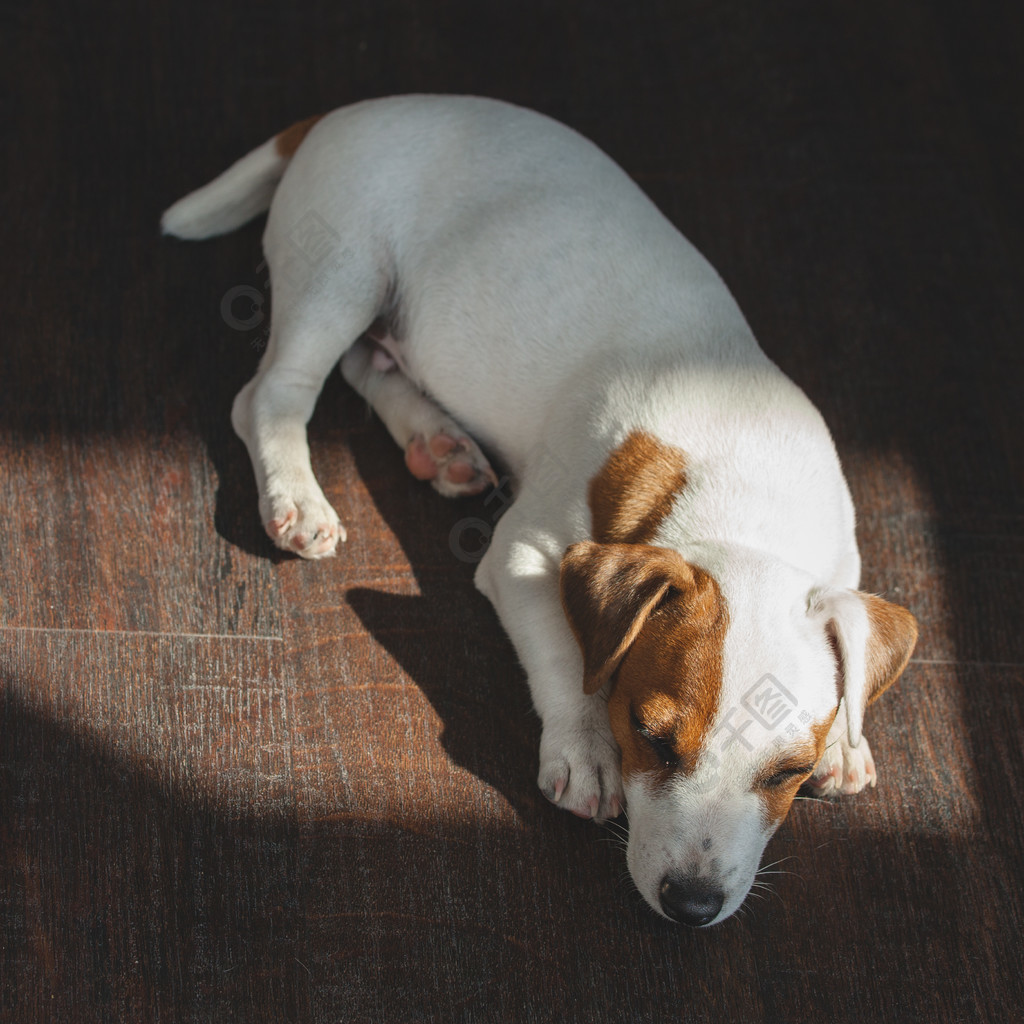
[815,589,918,745]
[560,541,695,694]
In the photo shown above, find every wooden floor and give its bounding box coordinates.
[2,1,1022,1021]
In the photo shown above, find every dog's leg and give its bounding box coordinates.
[231,304,367,559]
[340,336,498,498]
[474,504,624,821]
[807,703,876,795]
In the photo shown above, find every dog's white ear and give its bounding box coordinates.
[560,541,695,695]
[813,589,918,746]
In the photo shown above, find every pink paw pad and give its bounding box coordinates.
[405,435,442,480]
[306,526,340,557]
[809,766,840,789]
[404,432,497,494]
[428,434,459,459]
[266,510,296,539]
[445,460,478,485]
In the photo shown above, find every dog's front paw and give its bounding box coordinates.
[538,718,624,822]
[808,732,876,796]
[260,488,346,559]
[405,429,498,498]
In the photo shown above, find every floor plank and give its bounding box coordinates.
[0,632,298,1022]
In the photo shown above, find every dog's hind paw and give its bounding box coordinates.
[807,732,876,796]
[538,719,624,822]
[405,429,498,498]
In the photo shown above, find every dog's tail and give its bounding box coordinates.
[160,115,323,240]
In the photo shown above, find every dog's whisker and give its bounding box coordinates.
[735,902,754,923]
[602,820,631,841]
[759,856,795,870]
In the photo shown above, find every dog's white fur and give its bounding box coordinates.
[163,95,916,925]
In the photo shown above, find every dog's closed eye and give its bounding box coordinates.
[630,704,680,769]
[757,761,816,789]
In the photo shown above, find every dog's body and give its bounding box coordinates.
[163,95,917,926]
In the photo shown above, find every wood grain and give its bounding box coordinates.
[2,0,1023,1021]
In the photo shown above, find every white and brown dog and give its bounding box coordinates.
[163,95,917,926]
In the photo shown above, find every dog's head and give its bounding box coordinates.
[559,433,918,926]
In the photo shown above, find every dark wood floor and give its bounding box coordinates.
[2,1,1022,1021]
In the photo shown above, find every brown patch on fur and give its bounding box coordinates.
[862,595,918,704]
[560,542,700,695]
[601,560,729,781]
[588,431,688,545]
[809,709,839,757]
[562,434,718,781]
[275,115,324,159]
[756,712,837,829]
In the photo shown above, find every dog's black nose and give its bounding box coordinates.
[659,876,725,927]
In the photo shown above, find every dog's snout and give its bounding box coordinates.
[658,875,725,927]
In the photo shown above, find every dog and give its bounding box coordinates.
[162,95,918,926]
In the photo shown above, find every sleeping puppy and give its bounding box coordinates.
[162,95,917,926]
